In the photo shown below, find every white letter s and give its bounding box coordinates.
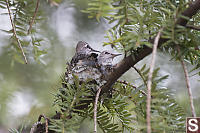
[188,119,198,132]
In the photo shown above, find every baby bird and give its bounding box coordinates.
[70,41,100,67]
[98,50,121,79]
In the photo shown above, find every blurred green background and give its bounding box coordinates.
[0,0,199,132]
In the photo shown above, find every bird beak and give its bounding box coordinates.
[93,49,101,53]
[112,53,122,58]
[87,45,101,53]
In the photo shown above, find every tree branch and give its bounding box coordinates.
[101,0,200,94]
[176,0,200,26]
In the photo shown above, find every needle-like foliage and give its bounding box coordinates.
[0,0,47,64]
[84,0,200,75]
[47,65,185,133]
[2,0,199,132]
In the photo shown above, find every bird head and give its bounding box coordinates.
[99,50,122,59]
[76,41,100,54]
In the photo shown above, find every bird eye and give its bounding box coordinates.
[86,45,91,49]
[105,52,109,54]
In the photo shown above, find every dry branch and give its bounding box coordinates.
[180,59,196,117]
[38,114,49,133]
[30,114,50,133]
[146,29,162,133]
[177,46,196,117]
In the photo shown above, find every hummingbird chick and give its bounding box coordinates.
[98,50,121,79]
[66,41,102,84]
[70,41,100,67]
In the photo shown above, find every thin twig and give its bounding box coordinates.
[45,119,48,133]
[5,0,28,64]
[133,66,148,87]
[116,80,147,96]
[38,114,49,133]
[116,80,136,88]
[181,60,196,117]
[186,24,200,31]
[146,29,162,133]
[28,0,40,34]
[177,46,196,117]
[30,121,42,133]
[94,87,102,133]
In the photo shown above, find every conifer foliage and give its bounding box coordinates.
[46,65,185,133]
[0,0,47,64]
[2,0,200,133]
